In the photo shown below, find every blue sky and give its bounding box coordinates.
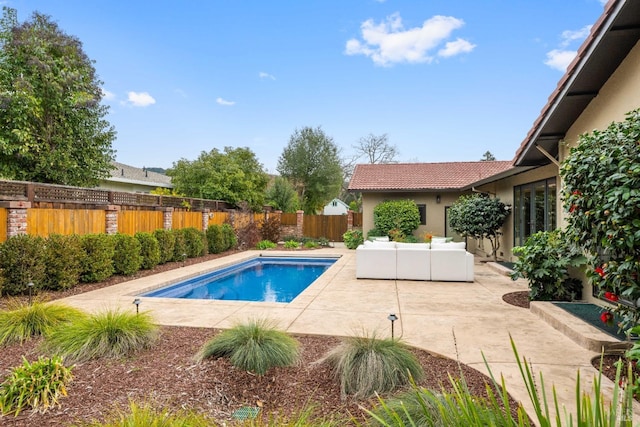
[7,0,607,173]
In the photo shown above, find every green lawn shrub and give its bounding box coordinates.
[80,234,116,283]
[196,318,299,375]
[111,233,143,276]
[373,199,420,238]
[0,300,86,346]
[0,355,73,417]
[304,241,319,249]
[206,224,224,254]
[511,230,585,301]
[172,229,188,262]
[45,309,159,363]
[0,234,47,295]
[256,240,277,250]
[342,229,363,249]
[153,229,176,264]
[260,215,281,243]
[135,232,161,270]
[284,240,300,249]
[43,234,84,291]
[322,332,423,399]
[221,223,238,250]
[179,227,207,258]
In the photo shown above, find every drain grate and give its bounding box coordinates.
[232,406,260,420]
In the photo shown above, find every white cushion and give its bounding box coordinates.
[431,237,447,244]
[431,242,466,250]
[373,236,390,242]
[363,240,396,248]
[395,242,430,249]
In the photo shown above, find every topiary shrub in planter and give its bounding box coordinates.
[373,200,420,238]
[343,229,364,249]
[0,234,46,295]
[511,230,586,301]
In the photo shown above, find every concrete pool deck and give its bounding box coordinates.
[59,245,640,422]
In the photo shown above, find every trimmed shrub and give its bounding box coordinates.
[135,232,161,270]
[256,240,277,250]
[206,224,224,254]
[322,332,423,399]
[260,215,282,243]
[111,234,143,276]
[366,228,386,239]
[0,355,73,416]
[153,229,176,264]
[0,234,47,295]
[43,234,84,291]
[221,223,238,250]
[45,309,159,363]
[179,227,207,258]
[342,229,363,250]
[373,199,420,237]
[0,300,86,346]
[284,240,300,249]
[196,318,299,375]
[80,234,116,283]
[172,230,188,262]
[304,241,319,249]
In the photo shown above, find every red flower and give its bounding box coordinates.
[595,266,606,278]
[600,311,614,325]
[572,190,582,196]
[569,204,577,213]
[604,291,619,302]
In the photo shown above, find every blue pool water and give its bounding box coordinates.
[142,256,338,303]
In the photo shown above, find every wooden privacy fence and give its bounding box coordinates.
[303,215,348,241]
[27,208,106,237]
[118,210,163,235]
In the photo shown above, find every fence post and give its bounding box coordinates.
[202,209,210,231]
[347,210,354,231]
[296,210,304,238]
[105,205,120,235]
[161,207,173,230]
[2,201,30,237]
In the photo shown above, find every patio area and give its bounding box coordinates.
[58,245,640,422]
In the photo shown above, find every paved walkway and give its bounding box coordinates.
[59,246,640,423]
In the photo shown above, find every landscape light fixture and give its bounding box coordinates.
[387,313,398,339]
[27,282,34,305]
[436,194,441,204]
[182,253,187,267]
[133,298,141,314]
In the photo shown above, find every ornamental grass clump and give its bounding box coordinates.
[0,355,73,417]
[79,400,213,427]
[0,300,86,346]
[196,318,299,375]
[44,309,158,363]
[322,332,423,399]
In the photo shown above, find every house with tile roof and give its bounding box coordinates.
[348,0,640,293]
[99,161,173,193]
[348,161,518,252]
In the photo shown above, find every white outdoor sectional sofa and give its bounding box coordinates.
[355,239,474,282]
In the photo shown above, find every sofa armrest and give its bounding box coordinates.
[356,246,397,279]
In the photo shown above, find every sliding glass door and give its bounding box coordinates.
[513,178,556,247]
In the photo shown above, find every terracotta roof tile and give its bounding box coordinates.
[348,161,514,192]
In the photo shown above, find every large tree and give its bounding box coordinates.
[265,176,299,213]
[0,7,115,186]
[167,146,268,211]
[277,126,343,214]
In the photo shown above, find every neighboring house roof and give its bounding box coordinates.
[107,161,173,189]
[348,161,514,192]
[514,0,640,166]
[324,198,349,209]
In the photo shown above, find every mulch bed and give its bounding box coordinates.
[0,250,529,425]
[502,291,530,309]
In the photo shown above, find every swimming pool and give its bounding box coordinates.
[141,256,338,303]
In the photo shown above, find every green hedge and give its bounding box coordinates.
[0,235,47,295]
[112,234,143,276]
[153,229,176,264]
[80,234,116,283]
[43,234,84,291]
[135,232,161,270]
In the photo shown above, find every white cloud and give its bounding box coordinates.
[544,24,591,71]
[438,38,476,58]
[259,72,276,80]
[101,88,115,101]
[216,97,235,106]
[559,25,591,47]
[127,91,156,107]
[544,49,576,71]
[345,13,474,66]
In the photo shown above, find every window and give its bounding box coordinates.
[417,204,426,225]
[513,178,556,247]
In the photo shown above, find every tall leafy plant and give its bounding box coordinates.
[373,199,420,238]
[560,109,640,329]
[448,194,510,261]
